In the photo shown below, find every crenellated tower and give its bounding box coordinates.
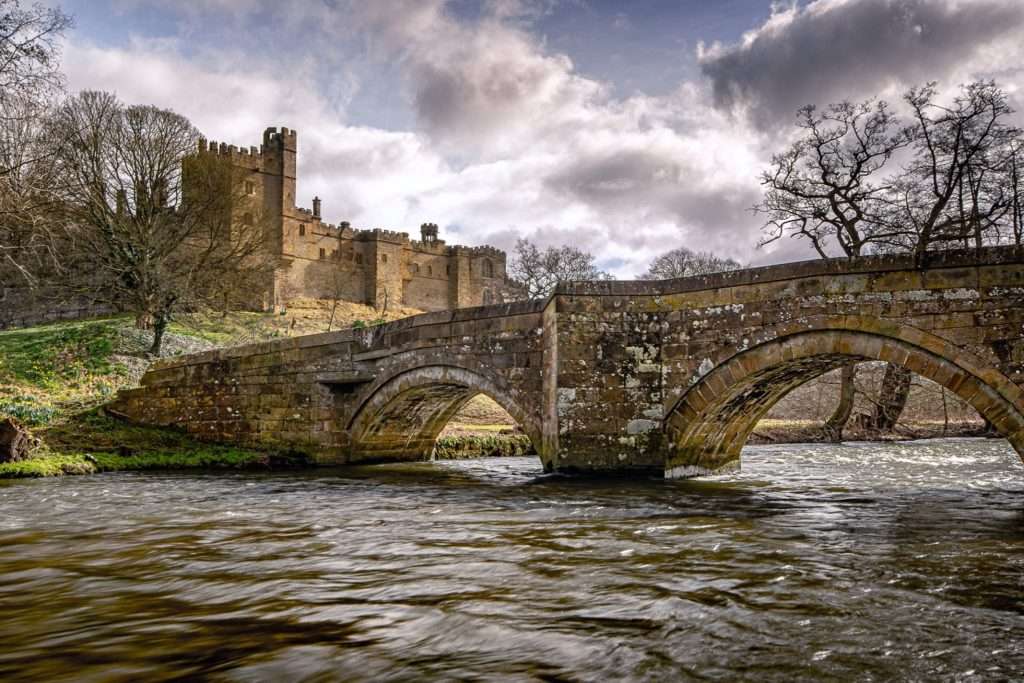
[190,126,521,313]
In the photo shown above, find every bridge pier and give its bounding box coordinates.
[539,297,670,474]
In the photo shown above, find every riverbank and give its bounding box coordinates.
[0,410,312,479]
[0,308,413,479]
[748,418,990,445]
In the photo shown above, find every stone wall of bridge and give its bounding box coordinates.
[112,299,548,465]
[112,246,1024,477]
[551,247,1024,475]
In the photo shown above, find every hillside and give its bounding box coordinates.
[0,299,421,427]
[0,301,528,476]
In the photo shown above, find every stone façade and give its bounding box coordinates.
[199,127,521,313]
[110,246,1024,478]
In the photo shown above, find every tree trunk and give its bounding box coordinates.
[823,363,857,442]
[328,299,338,332]
[0,418,34,463]
[941,386,949,436]
[870,363,912,432]
[149,313,168,356]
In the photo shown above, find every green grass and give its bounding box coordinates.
[0,409,310,479]
[167,311,280,345]
[0,317,131,426]
[434,434,535,460]
[0,317,125,388]
[0,313,282,428]
[0,448,295,479]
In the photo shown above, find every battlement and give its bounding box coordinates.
[195,126,298,163]
[409,238,448,253]
[200,139,262,156]
[453,245,506,260]
[353,228,410,244]
[262,126,297,150]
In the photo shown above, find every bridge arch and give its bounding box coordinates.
[346,364,542,465]
[665,316,1024,478]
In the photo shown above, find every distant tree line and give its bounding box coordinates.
[0,1,272,354]
[508,241,741,299]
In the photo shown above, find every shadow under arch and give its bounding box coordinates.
[347,365,542,465]
[664,317,1024,478]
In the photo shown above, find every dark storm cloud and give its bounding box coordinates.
[545,148,761,258]
[700,0,1024,128]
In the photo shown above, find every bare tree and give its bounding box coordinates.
[0,1,71,285]
[0,0,71,99]
[757,100,912,258]
[867,82,1022,430]
[892,81,1020,253]
[639,246,741,279]
[0,92,65,284]
[49,91,274,355]
[757,82,1024,437]
[508,238,611,299]
[1009,140,1024,246]
[756,100,912,440]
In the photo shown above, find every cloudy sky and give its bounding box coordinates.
[56,0,1024,276]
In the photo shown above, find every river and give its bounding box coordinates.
[0,438,1021,681]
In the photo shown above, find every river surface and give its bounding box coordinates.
[0,438,1021,681]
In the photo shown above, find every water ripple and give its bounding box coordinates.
[0,438,1021,680]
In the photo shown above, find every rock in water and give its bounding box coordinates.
[0,418,33,463]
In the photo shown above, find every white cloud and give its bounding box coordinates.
[62,3,773,278]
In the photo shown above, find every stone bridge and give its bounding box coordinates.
[112,247,1024,477]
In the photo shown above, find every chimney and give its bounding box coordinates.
[312,196,322,219]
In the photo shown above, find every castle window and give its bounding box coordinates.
[319,248,326,260]
[428,266,433,276]
[244,181,255,195]
[483,259,494,278]
[356,254,363,265]
[299,224,306,236]
[446,265,451,276]
[242,212,253,226]
[382,254,388,264]
[411,263,420,274]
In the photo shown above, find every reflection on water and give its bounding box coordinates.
[0,438,1021,681]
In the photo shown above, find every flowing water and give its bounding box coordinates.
[0,438,1022,681]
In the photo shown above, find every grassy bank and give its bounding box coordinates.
[0,409,310,479]
[434,433,535,460]
[0,304,420,479]
[0,301,422,429]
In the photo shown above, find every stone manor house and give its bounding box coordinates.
[201,126,520,313]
